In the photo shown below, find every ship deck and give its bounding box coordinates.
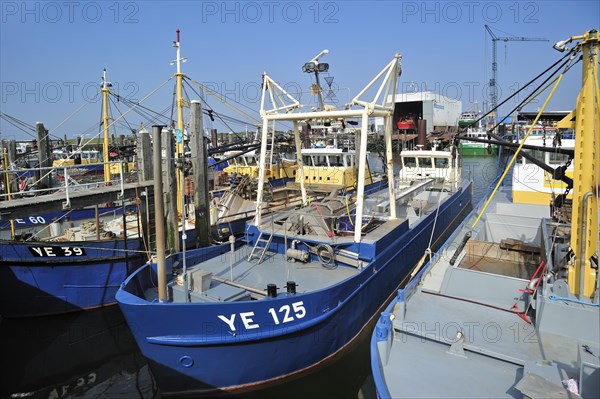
[157,215,407,303]
[375,189,600,398]
[381,288,592,398]
[208,245,357,290]
[145,246,360,303]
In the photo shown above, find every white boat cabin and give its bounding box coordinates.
[398,150,456,184]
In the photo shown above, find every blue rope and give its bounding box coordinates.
[548,296,600,306]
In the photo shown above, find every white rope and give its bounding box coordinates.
[49,93,99,136]
[426,179,446,254]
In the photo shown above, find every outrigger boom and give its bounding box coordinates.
[256,53,402,242]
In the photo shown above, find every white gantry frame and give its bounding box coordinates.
[255,53,402,243]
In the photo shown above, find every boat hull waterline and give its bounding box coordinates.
[0,238,145,317]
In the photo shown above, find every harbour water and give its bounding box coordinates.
[1,156,500,399]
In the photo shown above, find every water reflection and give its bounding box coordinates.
[0,305,156,399]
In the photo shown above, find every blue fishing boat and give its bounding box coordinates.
[117,51,473,395]
[0,193,147,319]
[0,207,146,317]
[0,182,144,318]
[0,69,149,318]
[0,235,144,317]
[371,30,599,399]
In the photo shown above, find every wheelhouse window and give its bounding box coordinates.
[328,155,344,167]
[418,157,433,168]
[246,156,257,166]
[548,152,570,165]
[313,155,327,166]
[522,149,545,163]
[346,155,354,167]
[403,157,417,168]
[434,157,449,168]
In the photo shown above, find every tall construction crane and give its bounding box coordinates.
[485,25,548,119]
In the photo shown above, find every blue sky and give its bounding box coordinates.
[1,1,598,141]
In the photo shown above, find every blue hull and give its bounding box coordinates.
[0,238,145,317]
[117,183,472,394]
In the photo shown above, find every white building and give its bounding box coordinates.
[375,92,461,134]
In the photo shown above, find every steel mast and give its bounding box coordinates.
[554,30,600,299]
[101,68,112,183]
[172,29,187,214]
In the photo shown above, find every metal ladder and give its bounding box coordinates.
[248,231,273,264]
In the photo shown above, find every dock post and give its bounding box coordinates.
[190,101,210,247]
[152,125,168,302]
[162,128,180,253]
[210,128,218,147]
[36,122,52,190]
[5,140,16,166]
[3,140,17,194]
[136,129,153,249]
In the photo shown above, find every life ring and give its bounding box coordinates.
[316,244,334,266]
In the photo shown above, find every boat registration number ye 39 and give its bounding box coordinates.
[28,246,87,257]
[218,301,307,331]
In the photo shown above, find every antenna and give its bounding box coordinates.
[302,49,330,111]
[101,68,112,89]
[171,28,188,71]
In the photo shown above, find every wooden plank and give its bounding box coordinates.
[500,238,540,253]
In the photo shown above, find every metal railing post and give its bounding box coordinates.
[64,167,70,208]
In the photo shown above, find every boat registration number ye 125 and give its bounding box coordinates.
[218,301,307,331]
[28,246,87,257]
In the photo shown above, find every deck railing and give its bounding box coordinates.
[0,160,132,203]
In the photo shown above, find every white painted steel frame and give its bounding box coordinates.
[256,54,402,243]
